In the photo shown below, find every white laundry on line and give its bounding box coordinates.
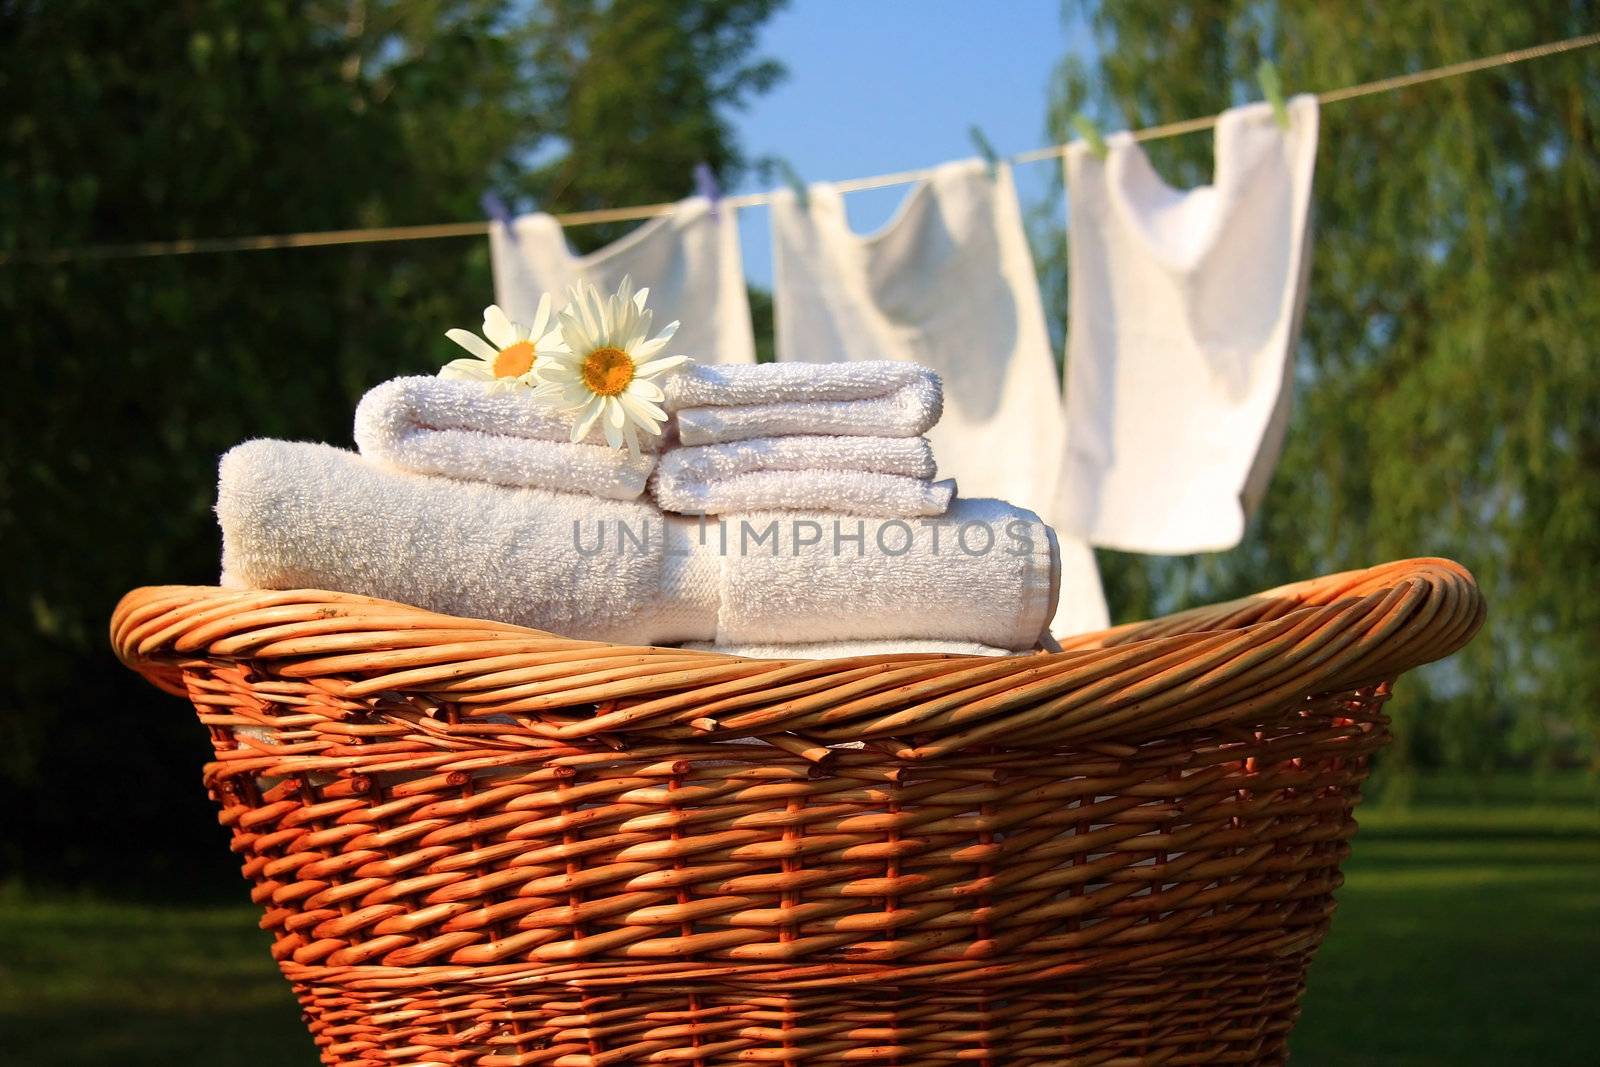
[1058,95,1320,555]
[491,196,756,366]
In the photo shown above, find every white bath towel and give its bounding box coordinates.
[679,639,1021,659]
[650,436,952,517]
[700,498,1059,650]
[491,197,756,365]
[219,440,715,643]
[354,376,658,500]
[218,442,1058,651]
[664,360,942,445]
[1059,96,1319,553]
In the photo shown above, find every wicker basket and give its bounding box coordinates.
[112,557,1482,1066]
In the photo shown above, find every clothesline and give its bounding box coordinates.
[6,30,1597,267]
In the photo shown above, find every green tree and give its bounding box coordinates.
[1041,2,1600,769]
[521,0,785,250]
[0,0,784,892]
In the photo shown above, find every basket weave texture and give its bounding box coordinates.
[113,557,1482,1066]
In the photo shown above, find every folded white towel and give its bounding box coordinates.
[664,361,943,445]
[219,440,712,643]
[703,498,1059,650]
[678,639,1021,659]
[650,436,953,517]
[218,441,1057,651]
[354,376,658,500]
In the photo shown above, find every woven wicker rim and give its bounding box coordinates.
[112,557,1482,759]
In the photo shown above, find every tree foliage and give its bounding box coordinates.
[524,0,785,250]
[0,0,784,892]
[1041,1,1600,768]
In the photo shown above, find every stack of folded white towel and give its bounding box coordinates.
[218,360,1063,658]
[655,361,953,518]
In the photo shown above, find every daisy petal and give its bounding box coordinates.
[619,388,666,422]
[557,381,592,409]
[528,380,564,405]
[633,354,690,379]
[574,283,603,339]
[483,305,519,349]
[536,361,580,384]
[529,292,553,337]
[445,328,498,362]
[631,337,667,361]
[601,404,624,448]
[440,358,494,381]
[571,395,605,442]
[626,378,664,403]
[560,303,597,354]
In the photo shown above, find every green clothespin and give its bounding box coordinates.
[1257,59,1290,129]
[969,125,1000,178]
[1072,112,1108,160]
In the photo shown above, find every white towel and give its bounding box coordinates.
[354,376,658,500]
[1059,96,1319,554]
[664,360,942,445]
[217,442,1057,651]
[491,197,756,365]
[650,436,952,517]
[703,498,1059,650]
[218,440,715,644]
[678,639,1021,659]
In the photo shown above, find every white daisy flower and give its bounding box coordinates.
[440,295,566,392]
[535,277,690,453]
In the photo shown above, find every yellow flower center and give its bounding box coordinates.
[581,346,635,397]
[492,339,536,378]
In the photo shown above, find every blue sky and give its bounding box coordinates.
[729,1,1094,287]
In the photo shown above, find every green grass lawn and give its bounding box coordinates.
[1291,773,1600,1066]
[2,773,1595,1065]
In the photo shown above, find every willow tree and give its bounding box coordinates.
[1041,2,1600,769]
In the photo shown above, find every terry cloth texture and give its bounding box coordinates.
[664,360,942,445]
[650,436,951,517]
[702,496,1058,651]
[355,375,658,499]
[218,441,1056,650]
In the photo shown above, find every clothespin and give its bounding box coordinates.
[480,191,516,243]
[770,157,809,210]
[969,125,1000,179]
[693,162,721,217]
[1072,112,1108,160]
[1257,59,1290,129]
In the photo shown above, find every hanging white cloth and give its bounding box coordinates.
[491,197,756,365]
[769,159,1108,636]
[1059,95,1319,554]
